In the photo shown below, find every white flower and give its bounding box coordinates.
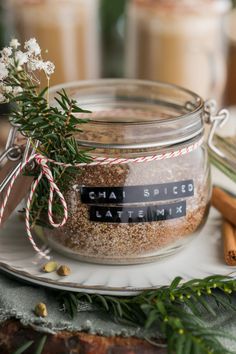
[0,83,13,96]
[15,50,28,66]
[24,38,41,56]
[4,86,13,94]
[27,59,44,71]
[43,61,55,76]
[1,47,12,58]
[10,39,20,49]
[0,48,13,67]
[2,57,14,68]
[12,86,23,96]
[27,59,55,76]
[0,62,8,80]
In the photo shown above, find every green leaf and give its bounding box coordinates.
[94,295,109,311]
[145,309,159,329]
[38,87,48,98]
[176,333,186,354]
[170,276,183,291]
[13,340,34,354]
[34,336,47,354]
[184,298,201,317]
[196,296,217,316]
[156,300,167,316]
[183,336,193,354]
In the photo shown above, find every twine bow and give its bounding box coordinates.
[0,154,68,260]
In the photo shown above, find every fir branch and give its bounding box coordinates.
[13,340,34,354]
[0,39,92,227]
[58,275,236,354]
[13,335,47,354]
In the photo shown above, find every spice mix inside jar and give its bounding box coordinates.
[42,79,211,264]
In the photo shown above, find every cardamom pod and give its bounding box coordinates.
[35,303,48,317]
[41,261,58,273]
[57,265,71,276]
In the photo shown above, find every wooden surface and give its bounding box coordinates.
[0,320,167,354]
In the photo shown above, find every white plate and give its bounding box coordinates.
[0,167,235,295]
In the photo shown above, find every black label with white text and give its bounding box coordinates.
[80,180,194,204]
[89,201,186,223]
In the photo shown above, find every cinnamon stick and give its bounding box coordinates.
[212,187,236,227]
[222,220,236,266]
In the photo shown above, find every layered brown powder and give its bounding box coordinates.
[44,150,210,264]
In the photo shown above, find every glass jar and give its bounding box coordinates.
[125,0,231,104]
[7,0,101,85]
[41,79,211,264]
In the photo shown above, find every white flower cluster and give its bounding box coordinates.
[0,38,55,103]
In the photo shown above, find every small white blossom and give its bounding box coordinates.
[43,61,55,76]
[15,50,28,66]
[10,39,20,49]
[24,38,41,56]
[4,86,13,94]
[12,86,23,96]
[27,59,44,72]
[27,58,55,76]
[1,47,12,58]
[0,48,12,66]
[0,62,8,80]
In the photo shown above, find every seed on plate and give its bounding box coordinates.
[57,265,71,276]
[35,303,48,317]
[41,261,58,273]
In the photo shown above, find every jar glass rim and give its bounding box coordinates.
[50,78,204,125]
[49,79,205,149]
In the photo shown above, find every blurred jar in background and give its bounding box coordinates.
[224,7,236,106]
[7,0,101,85]
[125,0,231,103]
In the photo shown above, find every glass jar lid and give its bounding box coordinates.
[50,79,204,150]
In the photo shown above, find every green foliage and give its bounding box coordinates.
[8,68,91,226]
[58,275,236,354]
[13,340,34,354]
[13,335,47,354]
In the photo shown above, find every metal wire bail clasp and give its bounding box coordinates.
[0,121,22,165]
[0,122,24,194]
[204,99,229,159]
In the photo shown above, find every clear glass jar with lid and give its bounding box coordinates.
[41,79,212,264]
[125,0,231,104]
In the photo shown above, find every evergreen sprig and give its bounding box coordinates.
[58,275,236,354]
[11,86,91,225]
[6,57,91,226]
[13,335,47,354]
[0,38,92,226]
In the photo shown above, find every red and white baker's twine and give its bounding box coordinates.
[0,137,203,259]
